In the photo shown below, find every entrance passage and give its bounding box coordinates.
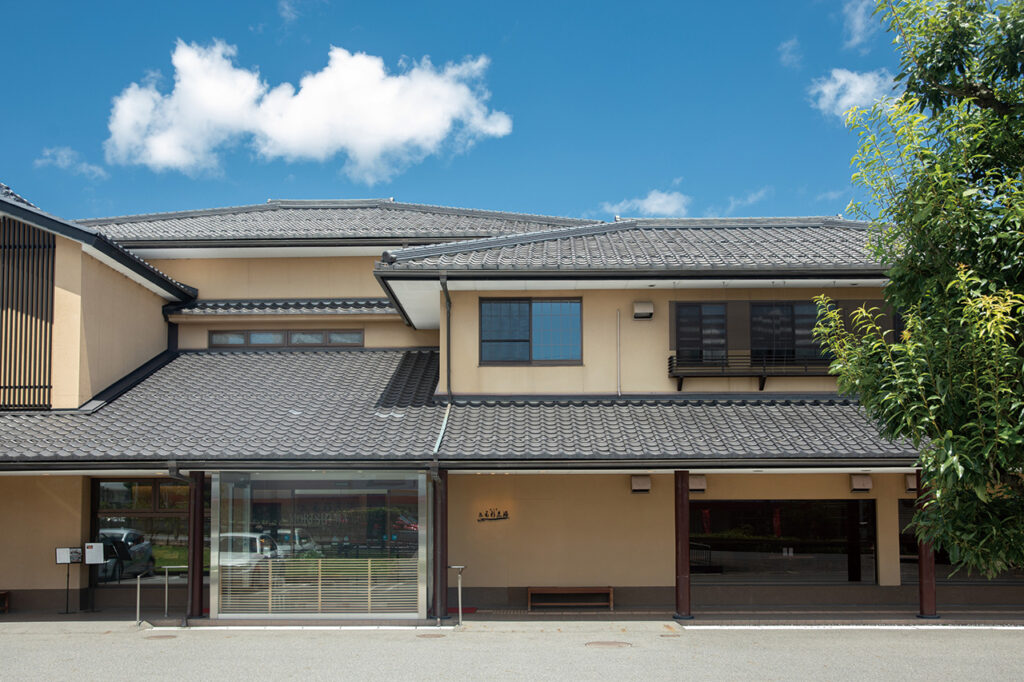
[213,472,426,618]
[689,500,877,584]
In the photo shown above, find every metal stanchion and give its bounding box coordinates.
[163,565,188,618]
[135,575,141,625]
[448,565,465,626]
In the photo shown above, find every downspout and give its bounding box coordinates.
[616,309,622,397]
[440,273,453,404]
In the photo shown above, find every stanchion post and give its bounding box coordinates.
[135,575,141,625]
[448,565,465,626]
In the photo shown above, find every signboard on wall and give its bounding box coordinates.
[84,542,105,565]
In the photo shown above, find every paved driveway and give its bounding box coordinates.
[1,619,1022,681]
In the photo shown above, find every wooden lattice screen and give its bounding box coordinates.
[0,216,55,410]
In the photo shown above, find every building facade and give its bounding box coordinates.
[1,191,1019,620]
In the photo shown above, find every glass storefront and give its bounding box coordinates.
[94,479,209,586]
[690,500,877,584]
[212,471,427,618]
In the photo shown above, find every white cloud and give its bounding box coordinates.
[725,186,772,215]
[600,189,690,217]
[105,40,512,183]
[778,37,802,69]
[278,0,298,22]
[843,0,878,50]
[808,68,893,118]
[816,189,846,201]
[34,146,108,180]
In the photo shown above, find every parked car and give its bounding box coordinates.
[97,528,154,582]
[219,532,279,587]
[274,528,318,557]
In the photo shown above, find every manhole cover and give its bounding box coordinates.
[585,641,631,648]
[144,635,177,640]
[416,633,446,639]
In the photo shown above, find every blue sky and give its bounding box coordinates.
[3,0,898,222]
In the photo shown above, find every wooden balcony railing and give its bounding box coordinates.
[667,351,833,391]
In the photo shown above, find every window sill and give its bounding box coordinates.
[479,361,584,367]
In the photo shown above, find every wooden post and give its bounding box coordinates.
[916,470,939,618]
[187,471,205,620]
[433,469,449,619]
[674,470,693,620]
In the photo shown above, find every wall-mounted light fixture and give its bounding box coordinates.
[633,301,654,320]
[905,473,918,493]
[850,474,873,493]
[689,474,707,493]
[630,475,651,494]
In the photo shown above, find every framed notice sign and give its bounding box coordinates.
[55,547,83,564]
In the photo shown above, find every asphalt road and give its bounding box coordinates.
[1,620,1022,681]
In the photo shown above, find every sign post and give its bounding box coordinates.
[54,547,83,614]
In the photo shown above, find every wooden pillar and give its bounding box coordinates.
[674,470,693,620]
[187,471,205,620]
[433,469,449,619]
[916,470,938,618]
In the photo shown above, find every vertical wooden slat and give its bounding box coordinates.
[674,470,693,620]
[0,216,54,410]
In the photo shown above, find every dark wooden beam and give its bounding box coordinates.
[846,500,862,582]
[916,470,939,618]
[433,469,449,619]
[187,471,205,620]
[674,470,693,620]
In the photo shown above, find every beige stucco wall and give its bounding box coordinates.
[148,256,384,299]
[448,472,913,589]
[79,253,167,401]
[51,239,168,408]
[439,288,885,395]
[0,476,90,590]
[175,318,438,349]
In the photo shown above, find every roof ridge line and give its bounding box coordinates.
[631,216,872,230]
[77,202,280,225]
[382,220,626,263]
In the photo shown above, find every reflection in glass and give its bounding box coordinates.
[689,500,877,584]
[158,482,189,510]
[216,472,426,617]
[98,481,153,510]
[96,515,189,584]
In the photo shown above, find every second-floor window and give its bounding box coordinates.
[750,303,823,363]
[675,303,727,363]
[480,299,582,364]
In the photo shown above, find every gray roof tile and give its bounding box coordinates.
[380,217,882,274]
[438,398,915,461]
[77,200,594,243]
[166,298,396,316]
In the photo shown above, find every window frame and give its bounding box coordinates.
[478,297,583,366]
[208,329,365,350]
[749,301,826,364]
[673,302,729,365]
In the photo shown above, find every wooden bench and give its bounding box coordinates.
[0,591,9,614]
[527,586,613,612]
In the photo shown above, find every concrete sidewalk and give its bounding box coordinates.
[2,617,1024,681]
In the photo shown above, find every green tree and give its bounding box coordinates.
[815,0,1024,576]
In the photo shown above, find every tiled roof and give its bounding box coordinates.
[0,350,445,462]
[166,298,396,316]
[0,348,913,464]
[77,199,594,244]
[379,217,882,274]
[438,397,916,461]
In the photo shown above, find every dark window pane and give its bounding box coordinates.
[210,332,246,346]
[701,304,727,362]
[158,482,189,510]
[751,304,794,362]
[99,482,153,511]
[481,340,530,362]
[793,303,824,360]
[675,304,702,362]
[249,331,285,346]
[480,300,530,342]
[328,331,363,346]
[290,331,325,345]
[531,301,581,361]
